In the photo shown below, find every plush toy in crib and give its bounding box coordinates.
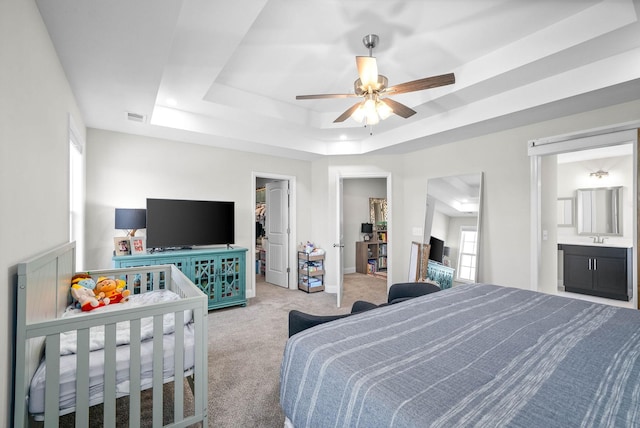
[70,283,110,311]
[70,273,110,311]
[95,277,131,304]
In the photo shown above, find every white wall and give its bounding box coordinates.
[430,211,450,243]
[84,129,313,298]
[0,0,85,423]
[342,178,386,273]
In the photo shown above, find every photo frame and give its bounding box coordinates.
[130,236,146,255]
[114,237,131,256]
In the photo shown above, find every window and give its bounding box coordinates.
[457,227,477,281]
[69,115,85,269]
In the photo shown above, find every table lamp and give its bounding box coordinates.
[115,208,146,237]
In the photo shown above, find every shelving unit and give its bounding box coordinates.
[298,251,325,293]
[113,247,247,310]
[356,227,387,276]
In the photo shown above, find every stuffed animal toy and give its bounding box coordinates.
[70,283,109,311]
[72,273,93,287]
[95,277,131,304]
[70,272,110,310]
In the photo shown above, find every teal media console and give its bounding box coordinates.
[114,246,247,310]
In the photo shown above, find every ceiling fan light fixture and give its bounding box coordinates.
[351,103,365,122]
[376,99,393,120]
[365,110,380,126]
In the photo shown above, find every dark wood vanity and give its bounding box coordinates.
[559,244,632,301]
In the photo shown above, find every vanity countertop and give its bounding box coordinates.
[558,240,633,249]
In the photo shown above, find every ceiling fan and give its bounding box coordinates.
[296,34,455,125]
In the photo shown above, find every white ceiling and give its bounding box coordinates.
[36,0,640,160]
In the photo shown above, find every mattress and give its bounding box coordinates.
[28,290,196,417]
[280,283,640,427]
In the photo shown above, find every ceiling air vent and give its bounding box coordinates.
[126,112,146,123]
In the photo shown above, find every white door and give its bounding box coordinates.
[335,178,345,307]
[265,180,289,288]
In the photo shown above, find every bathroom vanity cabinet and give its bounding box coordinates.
[559,244,632,301]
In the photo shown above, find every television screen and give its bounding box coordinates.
[429,236,445,264]
[146,198,235,249]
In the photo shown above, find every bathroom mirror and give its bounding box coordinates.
[557,197,574,227]
[369,198,387,226]
[422,173,483,283]
[577,186,622,235]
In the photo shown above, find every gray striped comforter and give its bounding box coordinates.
[280,284,640,427]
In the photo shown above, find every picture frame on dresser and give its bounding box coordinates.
[113,237,131,256]
[130,236,146,254]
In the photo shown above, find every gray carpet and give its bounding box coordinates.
[52,273,387,427]
[207,273,388,427]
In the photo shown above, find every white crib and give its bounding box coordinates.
[13,242,208,427]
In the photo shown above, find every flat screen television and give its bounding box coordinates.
[146,198,235,249]
[429,236,445,264]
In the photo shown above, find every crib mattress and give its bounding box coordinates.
[28,323,195,417]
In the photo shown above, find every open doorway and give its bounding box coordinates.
[335,173,392,307]
[555,144,634,307]
[253,173,297,298]
[530,123,638,309]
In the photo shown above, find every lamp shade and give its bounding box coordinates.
[443,246,451,257]
[115,208,146,230]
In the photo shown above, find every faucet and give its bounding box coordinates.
[591,235,607,244]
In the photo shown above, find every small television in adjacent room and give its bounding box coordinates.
[146,198,235,249]
[429,236,445,264]
[361,223,373,234]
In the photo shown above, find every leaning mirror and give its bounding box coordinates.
[576,186,622,235]
[421,173,483,287]
[369,198,387,227]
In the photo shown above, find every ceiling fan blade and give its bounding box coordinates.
[380,98,416,119]
[296,93,359,100]
[356,56,378,89]
[386,73,455,95]
[334,102,363,123]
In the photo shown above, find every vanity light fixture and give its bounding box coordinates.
[589,169,609,179]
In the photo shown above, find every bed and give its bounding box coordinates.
[281,283,640,427]
[13,242,208,427]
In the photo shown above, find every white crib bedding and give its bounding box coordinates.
[27,290,197,418]
[58,289,193,355]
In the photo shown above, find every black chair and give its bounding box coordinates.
[288,282,440,337]
[387,282,441,304]
[288,300,378,338]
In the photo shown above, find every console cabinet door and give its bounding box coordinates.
[216,253,245,306]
